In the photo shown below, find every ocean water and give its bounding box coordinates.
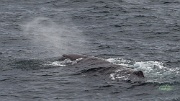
[0,0,180,101]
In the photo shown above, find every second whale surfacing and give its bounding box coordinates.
[59,54,145,83]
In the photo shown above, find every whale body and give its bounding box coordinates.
[60,54,145,83]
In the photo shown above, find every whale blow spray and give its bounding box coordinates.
[22,17,87,58]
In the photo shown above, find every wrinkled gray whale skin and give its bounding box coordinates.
[60,54,145,83]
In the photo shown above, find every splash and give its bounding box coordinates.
[21,17,87,58]
[107,58,180,83]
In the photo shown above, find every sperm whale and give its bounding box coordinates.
[60,54,145,83]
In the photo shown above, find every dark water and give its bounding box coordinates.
[0,0,180,101]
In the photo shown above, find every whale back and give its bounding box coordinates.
[60,54,145,83]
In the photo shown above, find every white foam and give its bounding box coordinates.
[45,58,83,67]
[134,61,179,75]
[51,61,67,67]
[106,58,133,67]
[133,61,180,83]
[107,58,180,83]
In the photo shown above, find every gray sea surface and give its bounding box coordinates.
[0,0,180,101]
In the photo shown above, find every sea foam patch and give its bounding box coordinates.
[107,58,180,83]
[45,58,83,67]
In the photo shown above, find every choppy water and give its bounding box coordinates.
[0,0,180,101]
